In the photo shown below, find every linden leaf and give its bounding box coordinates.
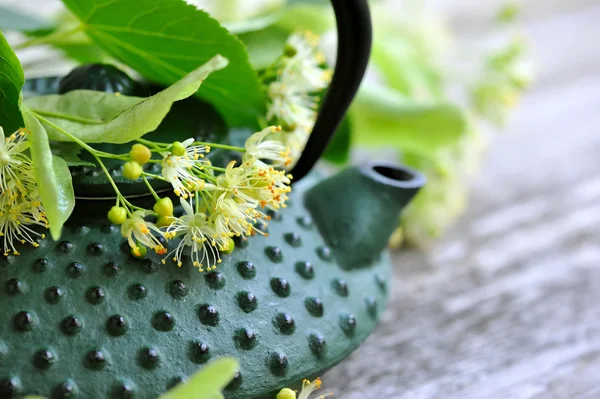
[159,357,239,399]
[24,55,228,144]
[0,29,25,132]
[63,0,265,127]
[21,108,75,241]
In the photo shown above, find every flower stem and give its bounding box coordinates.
[196,142,245,152]
[142,175,161,202]
[14,25,84,50]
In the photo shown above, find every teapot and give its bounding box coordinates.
[0,1,425,398]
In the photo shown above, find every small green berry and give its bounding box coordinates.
[154,197,174,217]
[107,206,127,225]
[283,43,297,58]
[156,216,175,228]
[131,244,147,259]
[221,237,235,255]
[276,388,296,399]
[170,141,186,156]
[123,161,143,180]
[130,143,152,165]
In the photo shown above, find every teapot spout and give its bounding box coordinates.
[304,161,425,269]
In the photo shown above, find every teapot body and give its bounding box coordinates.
[0,171,392,399]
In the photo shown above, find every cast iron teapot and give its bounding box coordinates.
[0,1,425,398]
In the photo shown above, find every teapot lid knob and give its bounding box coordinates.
[290,0,372,182]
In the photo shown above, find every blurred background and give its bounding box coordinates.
[3,0,599,397]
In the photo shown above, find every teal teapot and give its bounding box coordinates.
[0,1,425,398]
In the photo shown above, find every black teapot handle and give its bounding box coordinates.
[289,0,372,182]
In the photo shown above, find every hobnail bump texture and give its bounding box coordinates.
[0,175,391,399]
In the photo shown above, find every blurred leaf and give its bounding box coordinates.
[322,116,351,165]
[224,7,285,34]
[159,357,239,399]
[0,6,53,32]
[0,30,25,132]
[63,0,265,127]
[275,3,334,34]
[24,55,228,144]
[21,109,75,241]
[238,25,288,69]
[496,2,520,24]
[350,82,467,154]
[50,142,96,167]
[372,37,443,99]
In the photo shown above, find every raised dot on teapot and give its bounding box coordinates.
[188,341,210,364]
[274,313,296,335]
[270,278,290,297]
[197,304,219,326]
[33,348,57,369]
[5,278,26,296]
[268,352,288,376]
[13,311,36,332]
[234,328,257,350]
[236,291,258,313]
[168,280,188,299]
[205,271,226,290]
[152,311,175,331]
[295,261,314,279]
[284,232,302,247]
[237,261,256,279]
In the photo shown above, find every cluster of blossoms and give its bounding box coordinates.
[264,31,332,163]
[276,378,332,399]
[108,126,292,272]
[0,127,48,256]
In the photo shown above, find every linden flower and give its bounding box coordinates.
[121,210,166,257]
[244,126,291,167]
[282,31,333,92]
[267,81,318,127]
[0,196,48,256]
[163,198,221,271]
[276,378,332,399]
[161,138,209,199]
[0,127,33,193]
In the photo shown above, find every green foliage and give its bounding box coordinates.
[159,357,239,399]
[351,82,466,154]
[62,0,265,127]
[322,117,351,165]
[24,55,228,144]
[50,142,96,167]
[0,30,25,132]
[0,6,53,32]
[21,109,75,241]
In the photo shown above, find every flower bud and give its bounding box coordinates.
[107,206,127,225]
[276,388,296,399]
[123,161,143,180]
[130,143,152,165]
[131,244,147,259]
[283,43,297,58]
[156,216,175,228]
[153,197,174,217]
[220,238,235,255]
[170,141,186,156]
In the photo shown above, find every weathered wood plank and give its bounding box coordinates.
[324,1,600,397]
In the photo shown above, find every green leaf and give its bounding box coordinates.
[0,6,53,32]
[22,109,75,241]
[350,82,467,154]
[50,141,96,167]
[24,55,228,144]
[0,30,25,132]
[63,0,265,127]
[322,116,351,165]
[238,25,288,70]
[224,7,285,34]
[159,357,239,399]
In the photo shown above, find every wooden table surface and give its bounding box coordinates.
[324,1,600,398]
